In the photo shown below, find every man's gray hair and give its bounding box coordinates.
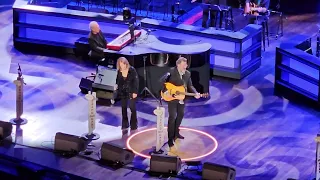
[89,21,98,30]
[176,57,187,65]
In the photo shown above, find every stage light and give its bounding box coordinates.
[150,53,169,67]
[126,127,218,161]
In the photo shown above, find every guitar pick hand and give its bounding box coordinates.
[195,93,200,99]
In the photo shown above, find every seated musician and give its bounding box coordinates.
[244,0,270,24]
[244,0,270,16]
[88,21,107,63]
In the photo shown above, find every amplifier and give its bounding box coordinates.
[92,66,117,91]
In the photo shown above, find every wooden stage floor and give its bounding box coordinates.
[0,1,320,179]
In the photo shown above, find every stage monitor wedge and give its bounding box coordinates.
[202,162,236,180]
[149,153,181,175]
[0,121,12,140]
[100,142,134,165]
[54,132,86,153]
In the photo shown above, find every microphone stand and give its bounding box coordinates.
[139,56,159,103]
[10,63,28,125]
[316,29,320,58]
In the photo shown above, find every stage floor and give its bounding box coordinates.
[1,1,320,179]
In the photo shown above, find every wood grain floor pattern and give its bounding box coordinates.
[0,3,320,179]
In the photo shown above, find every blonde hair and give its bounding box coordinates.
[116,57,130,70]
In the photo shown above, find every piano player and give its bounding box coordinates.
[88,21,107,63]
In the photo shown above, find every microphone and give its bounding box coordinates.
[159,72,170,83]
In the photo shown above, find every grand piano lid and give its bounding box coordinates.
[145,34,211,54]
[104,30,211,55]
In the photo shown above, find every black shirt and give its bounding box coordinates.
[88,30,107,58]
[246,0,270,8]
[116,67,139,99]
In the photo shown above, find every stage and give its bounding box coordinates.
[0,0,320,179]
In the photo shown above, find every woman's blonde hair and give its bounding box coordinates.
[116,57,130,70]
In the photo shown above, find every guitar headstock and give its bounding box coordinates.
[201,93,209,98]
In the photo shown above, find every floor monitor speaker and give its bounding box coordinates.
[0,121,12,140]
[54,132,86,153]
[149,153,181,175]
[202,162,236,180]
[100,142,134,165]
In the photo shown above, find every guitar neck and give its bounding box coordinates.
[250,7,267,12]
[181,92,197,96]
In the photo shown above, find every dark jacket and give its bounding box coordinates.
[88,30,107,59]
[162,67,197,101]
[116,67,139,99]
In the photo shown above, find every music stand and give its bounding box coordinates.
[201,3,223,29]
[210,4,225,28]
[246,13,269,51]
[128,17,136,44]
[200,3,211,11]
[210,4,222,12]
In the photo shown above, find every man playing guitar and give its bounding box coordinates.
[244,0,270,16]
[161,57,200,152]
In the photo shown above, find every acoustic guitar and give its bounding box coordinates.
[161,82,209,102]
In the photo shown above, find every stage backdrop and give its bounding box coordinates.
[104,52,210,97]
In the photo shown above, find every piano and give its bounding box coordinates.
[107,29,142,51]
[103,29,212,97]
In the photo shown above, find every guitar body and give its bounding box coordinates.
[161,83,209,102]
[161,83,186,101]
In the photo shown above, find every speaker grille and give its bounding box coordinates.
[0,121,12,139]
[100,142,134,165]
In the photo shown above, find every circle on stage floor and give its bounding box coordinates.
[126,127,218,161]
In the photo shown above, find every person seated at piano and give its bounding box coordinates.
[244,0,269,16]
[88,21,107,63]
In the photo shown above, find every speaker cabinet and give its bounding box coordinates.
[54,132,86,153]
[0,121,12,140]
[202,162,236,180]
[79,78,93,94]
[149,154,181,175]
[100,142,134,165]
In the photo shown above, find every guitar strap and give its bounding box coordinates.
[181,74,187,90]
